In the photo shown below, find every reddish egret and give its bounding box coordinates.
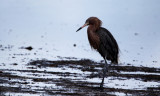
[76,17,119,88]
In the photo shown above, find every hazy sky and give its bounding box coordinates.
[0,0,160,66]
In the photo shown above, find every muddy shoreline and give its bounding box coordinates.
[0,59,160,96]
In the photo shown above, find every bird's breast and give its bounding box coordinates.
[87,29,100,50]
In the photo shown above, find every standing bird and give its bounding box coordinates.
[76,17,119,88]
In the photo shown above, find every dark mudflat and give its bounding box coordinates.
[0,59,160,96]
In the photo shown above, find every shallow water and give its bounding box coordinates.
[0,49,160,95]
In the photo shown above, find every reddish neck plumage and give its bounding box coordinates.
[87,25,100,50]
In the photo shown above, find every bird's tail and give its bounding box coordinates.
[112,60,118,64]
[111,55,119,64]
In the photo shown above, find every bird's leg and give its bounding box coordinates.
[100,58,108,89]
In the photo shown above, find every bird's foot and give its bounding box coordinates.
[99,83,104,91]
[100,84,103,88]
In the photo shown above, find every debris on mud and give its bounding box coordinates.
[73,44,76,47]
[134,33,139,36]
[20,46,33,51]
[0,45,13,51]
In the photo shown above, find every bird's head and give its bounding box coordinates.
[76,17,102,32]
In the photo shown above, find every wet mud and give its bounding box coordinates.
[0,59,160,96]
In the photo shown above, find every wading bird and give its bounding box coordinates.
[76,17,119,88]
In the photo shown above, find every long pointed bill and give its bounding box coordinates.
[76,23,88,32]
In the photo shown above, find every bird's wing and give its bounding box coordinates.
[97,27,119,61]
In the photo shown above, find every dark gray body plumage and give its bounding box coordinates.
[96,27,119,64]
